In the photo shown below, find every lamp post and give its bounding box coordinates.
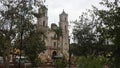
[19,10,23,68]
[19,29,23,68]
[68,36,71,68]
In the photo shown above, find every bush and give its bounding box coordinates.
[54,56,67,68]
[77,56,107,68]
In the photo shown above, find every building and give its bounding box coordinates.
[36,5,69,60]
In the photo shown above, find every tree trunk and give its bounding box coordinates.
[3,49,10,68]
[3,54,7,68]
[3,56,9,68]
[4,59,9,68]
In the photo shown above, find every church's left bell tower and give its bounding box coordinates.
[37,5,48,32]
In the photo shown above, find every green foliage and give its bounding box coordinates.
[54,56,67,68]
[72,1,119,68]
[0,0,46,67]
[94,0,120,68]
[72,11,108,56]
[53,27,63,40]
[77,56,107,68]
[22,31,46,67]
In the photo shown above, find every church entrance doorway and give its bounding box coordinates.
[52,51,57,59]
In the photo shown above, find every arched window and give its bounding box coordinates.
[65,25,67,31]
[54,42,56,47]
[65,17,66,21]
[54,34,57,39]
[43,21,45,26]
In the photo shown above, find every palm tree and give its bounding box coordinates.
[53,27,63,54]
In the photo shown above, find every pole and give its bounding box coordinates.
[19,32,22,68]
[19,11,23,68]
[69,36,71,68]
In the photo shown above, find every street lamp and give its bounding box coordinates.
[19,11,23,68]
[68,36,71,68]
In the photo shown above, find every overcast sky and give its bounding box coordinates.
[0,0,104,41]
[0,0,103,25]
[45,0,103,26]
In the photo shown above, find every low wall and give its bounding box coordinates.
[0,63,30,68]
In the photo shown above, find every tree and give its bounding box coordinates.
[0,0,45,68]
[22,30,46,67]
[70,43,80,56]
[72,9,111,57]
[51,23,63,52]
[72,11,98,56]
[94,0,120,67]
[54,27,63,49]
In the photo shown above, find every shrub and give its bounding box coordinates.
[77,56,107,68]
[54,56,67,68]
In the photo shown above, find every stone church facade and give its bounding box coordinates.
[36,6,69,60]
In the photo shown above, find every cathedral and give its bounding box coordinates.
[36,5,69,60]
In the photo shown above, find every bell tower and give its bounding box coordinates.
[59,10,69,54]
[37,5,48,32]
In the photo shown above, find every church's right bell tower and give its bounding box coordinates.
[59,10,69,55]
